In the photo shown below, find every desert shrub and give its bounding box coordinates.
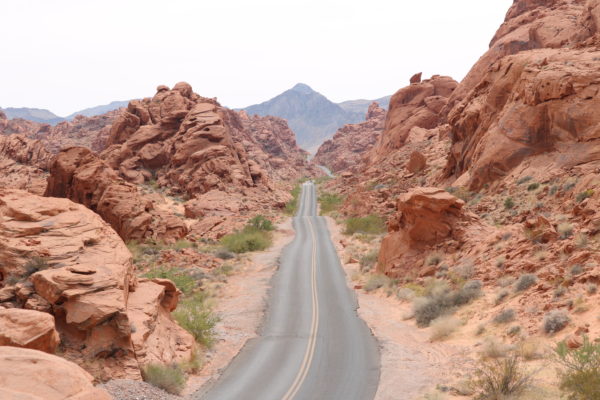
[558,222,574,239]
[247,215,274,231]
[587,283,598,295]
[221,229,271,253]
[527,183,540,191]
[493,309,516,324]
[364,274,390,292]
[507,325,521,337]
[518,339,543,361]
[318,192,343,215]
[172,239,194,250]
[284,185,301,215]
[23,256,49,276]
[576,189,594,203]
[554,286,567,299]
[413,280,482,327]
[429,316,461,341]
[497,276,515,288]
[471,356,534,399]
[514,274,537,292]
[426,252,443,266]
[504,197,515,210]
[517,176,533,185]
[495,257,505,269]
[180,347,202,374]
[575,233,588,248]
[144,267,195,295]
[480,337,512,359]
[495,290,509,305]
[142,363,186,395]
[173,292,218,348]
[543,309,570,334]
[359,249,379,271]
[397,287,416,302]
[570,264,584,276]
[555,336,600,399]
[344,215,385,235]
[214,249,235,260]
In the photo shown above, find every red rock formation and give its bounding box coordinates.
[0,189,194,380]
[444,0,600,189]
[0,346,113,399]
[45,147,188,242]
[0,134,53,195]
[377,188,479,276]
[0,110,118,153]
[314,102,385,173]
[372,75,457,162]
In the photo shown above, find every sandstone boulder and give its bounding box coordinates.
[406,151,427,173]
[0,189,193,380]
[0,309,59,353]
[0,346,112,400]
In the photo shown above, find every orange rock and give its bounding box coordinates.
[0,346,113,400]
[0,309,59,353]
[406,151,427,173]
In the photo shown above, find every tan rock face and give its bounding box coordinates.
[0,189,194,380]
[0,309,59,353]
[45,147,188,242]
[0,346,113,400]
[314,102,386,173]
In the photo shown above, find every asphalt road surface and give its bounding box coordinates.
[196,181,380,400]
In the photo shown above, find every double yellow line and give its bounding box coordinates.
[281,216,319,400]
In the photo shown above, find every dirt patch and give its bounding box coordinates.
[184,218,295,395]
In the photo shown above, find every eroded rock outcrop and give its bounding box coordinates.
[314,102,385,173]
[0,189,194,379]
[0,346,112,400]
[0,134,53,195]
[45,147,188,242]
[377,188,480,276]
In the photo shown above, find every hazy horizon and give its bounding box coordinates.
[2,0,512,116]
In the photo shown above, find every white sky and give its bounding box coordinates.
[1,0,512,116]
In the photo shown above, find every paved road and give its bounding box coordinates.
[195,181,380,400]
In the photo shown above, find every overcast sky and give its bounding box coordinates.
[1,0,512,116]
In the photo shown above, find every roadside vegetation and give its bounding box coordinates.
[344,215,386,235]
[318,191,344,215]
[284,184,302,215]
[220,215,275,253]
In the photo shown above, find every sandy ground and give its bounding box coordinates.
[325,216,470,400]
[184,218,295,396]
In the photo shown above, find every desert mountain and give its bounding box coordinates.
[243,83,389,152]
[1,100,129,125]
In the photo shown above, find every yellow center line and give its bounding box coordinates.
[281,215,319,400]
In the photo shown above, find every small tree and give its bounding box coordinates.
[555,337,600,399]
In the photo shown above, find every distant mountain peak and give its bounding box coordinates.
[290,83,315,94]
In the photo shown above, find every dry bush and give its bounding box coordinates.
[471,356,534,400]
[480,337,512,360]
[429,316,461,341]
[142,363,186,395]
[543,310,570,334]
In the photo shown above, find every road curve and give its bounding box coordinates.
[195,181,380,400]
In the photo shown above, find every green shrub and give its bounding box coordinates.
[471,356,534,399]
[495,289,509,305]
[214,249,235,260]
[173,292,218,348]
[517,176,533,185]
[220,229,271,253]
[23,256,50,276]
[144,267,196,295]
[141,363,186,395]
[543,309,570,334]
[345,215,385,235]
[359,250,379,271]
[364,274,390,292]
[426,253,443,266]
[172,239,194,250]
[514,274,537,292]
[413,280,482,327]
[527,183,540,191]
[504,197,515,210]
[284,185,301,215]
[555,336,600,399]
[576,189,595,203]
[318,192,343,215]
[247,215,274,231]
[493,309,516,324]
